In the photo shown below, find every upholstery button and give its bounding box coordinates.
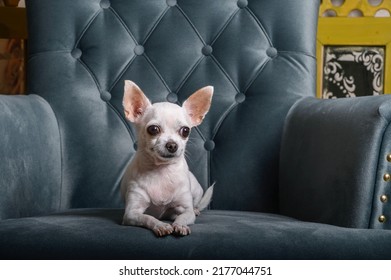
[379,215,387,223]
[204,140,215,151]
[235,93,246,103]
[266,47,278,58]
[167,92,178,103]
[134,45,144,56]
[100,0,111,9]
[71,48,82,59]
[384,173,391,182]
[166,0,177,7]
[381,195,388,203]
[237,0,248,8]
[101,91,112,101]
[202,45,213,56]
[387,154,391,162]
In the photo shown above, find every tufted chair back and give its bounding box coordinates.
[26,0,319,213]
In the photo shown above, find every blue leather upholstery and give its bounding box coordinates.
[2,0,391,259]
[280,96,391,229]
[0,95,60,219]
[24,0,320,214]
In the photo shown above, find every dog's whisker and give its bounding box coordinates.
[184,152,191,162]
[186,138,197,147]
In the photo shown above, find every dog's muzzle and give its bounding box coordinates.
[152,141,179,160]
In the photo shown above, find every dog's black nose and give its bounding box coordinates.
[165,142,178,153]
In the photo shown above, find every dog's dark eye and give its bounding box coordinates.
[179,126,190,138]
[147,125,161,136]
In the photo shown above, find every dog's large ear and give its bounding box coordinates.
[183,86,213,127]
[123,80,152,123]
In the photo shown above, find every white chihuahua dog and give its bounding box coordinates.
[121,80,214,237]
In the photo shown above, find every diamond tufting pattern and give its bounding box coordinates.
[26,0,319,212]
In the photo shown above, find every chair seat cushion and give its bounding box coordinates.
[1,209,391,259]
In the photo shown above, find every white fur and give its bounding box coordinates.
[121,80,214,237]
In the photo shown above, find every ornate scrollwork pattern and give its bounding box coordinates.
[322,46,384,99]
[352,50,383,95]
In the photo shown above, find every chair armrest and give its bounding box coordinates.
[279,96,391,229]
[0,94,61,219]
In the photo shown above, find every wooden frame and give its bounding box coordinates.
[0,6,27,94]
[0,7,27,39]
[317,17,391,98]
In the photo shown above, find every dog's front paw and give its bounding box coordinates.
[173,223,191,236]
[194,208,201,216]
[153,223,173,237]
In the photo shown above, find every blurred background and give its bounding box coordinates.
[0,0,390,98]
[0,0,25,95]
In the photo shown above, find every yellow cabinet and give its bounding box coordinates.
[317,0,391,98]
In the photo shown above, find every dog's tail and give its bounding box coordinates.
[196,183,215,211]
